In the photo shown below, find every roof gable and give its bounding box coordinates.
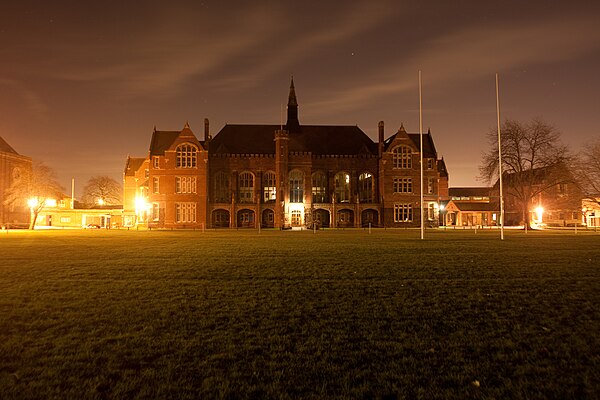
[149,124,203,156]
[124,157,146,176]
[383,126,438,158]
[0,136,19,155]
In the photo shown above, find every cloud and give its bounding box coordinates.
[0,78,48,119]
[47,4,287,98]
[308,14,600,116]
[206,1,396,91]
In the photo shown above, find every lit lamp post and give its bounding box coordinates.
[134,195,150,226]
[535,206,544,227]
[439,204,445,228]
[27,198,38,229]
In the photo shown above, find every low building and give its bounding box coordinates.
[32,195,124,229]
[442,187,498,227]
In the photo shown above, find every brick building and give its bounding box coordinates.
[124,79,449,229]
[0,136,32,227]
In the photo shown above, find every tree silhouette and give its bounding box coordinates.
[3,161,64,229]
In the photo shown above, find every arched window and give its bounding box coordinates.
[392,146,412,169]
[289,170,304,203]
[263,171,276,203]
[334,172,350,203]
[238,172,254,203]
[176,144,197,168]
[311,172,328,203]
[214,171,230,203]
[213,209,230,228]
[358,172,374,203]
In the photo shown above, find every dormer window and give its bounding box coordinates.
[176,144,197,168]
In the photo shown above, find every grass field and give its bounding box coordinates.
[0,228,599,399]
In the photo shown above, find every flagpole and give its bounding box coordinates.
[496,73,504,240]
[419,70,424,240]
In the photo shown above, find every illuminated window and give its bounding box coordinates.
[176,144,197,168]
[393,146,412,169]
[153,156,159,169]
[214,172,230,203]
[263,172,276,202]
[427,158,434,169]
[60,217,71,223]
[393,178,412,193]
[334,172,350,203]
[394,203,413,222]
[428,202,436,220]
[176,176,196,194]
[175,202,196,223]
[312,172,328,203]
[289,170,304,203]
[291,210,302,226]
[238,172,254,203]
[153,177,159,194]
[358,172,374,203]
[152,203,160,221]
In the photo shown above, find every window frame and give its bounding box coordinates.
[394,203,413,222]
[392,146,412,169]
[176,143,198,169]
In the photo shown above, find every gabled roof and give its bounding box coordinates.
[383,129,438,158]
[448,201,498,212]
[124,157,146,177]
[149,131,181,156]
[149,123,203,156]
[210,124,378,156]
[438,157,449,178]
[0,136,19,155]
[449,187,492,198]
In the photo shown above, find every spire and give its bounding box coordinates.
[286,76,300,132]
[288,76,298,107]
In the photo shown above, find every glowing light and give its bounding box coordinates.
[97,198,105,206]
[288,203,304,213]
[45,199,57,207]
[27,198,38,208]
[535,206,544,221]
[439,204,445,210]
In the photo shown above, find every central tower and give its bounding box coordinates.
[286,77,300,133]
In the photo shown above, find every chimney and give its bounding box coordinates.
[204,118,211,142]
[378,121,384,157]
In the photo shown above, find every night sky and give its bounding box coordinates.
[2,1,599,195]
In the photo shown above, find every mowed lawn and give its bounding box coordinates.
[0,229,598,399]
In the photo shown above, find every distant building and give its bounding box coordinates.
[0,136,32,227]
[124,79,449,229]
[494,166,583,227]
[443,187,498,227]
[32,195,124,229]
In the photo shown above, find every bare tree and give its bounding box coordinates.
[575,138,600,196]
[479,118,572,227]
[82,176,122,206]
[3,161,65,229]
